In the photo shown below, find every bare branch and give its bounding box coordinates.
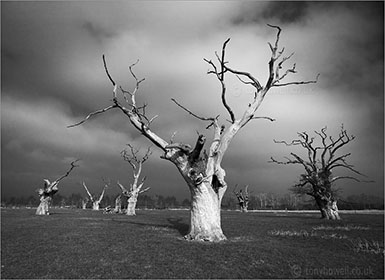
[330,176,362,183]
[46,159,80,193]
[139,187,150,194]
[224,66,263,91]
[204,38,236,123]
[189,134,206,163]
[102,55,116,86]
[82,182,94,202]
[69,55,169,152]
[273,73,319,87]
[171,98,217,123]
[67,105,116,128]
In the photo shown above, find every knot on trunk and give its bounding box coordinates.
[188,168,205,185]
[122,190,133,198]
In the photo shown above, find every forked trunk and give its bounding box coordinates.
[36,197,51,215]
[81,199,87,209]
[92,202,100,211]
[126,192,139,216]
[316,197,340,220]
[185,181,226,242]
[240,204,248,213]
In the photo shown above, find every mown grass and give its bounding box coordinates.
[1,209,383,279]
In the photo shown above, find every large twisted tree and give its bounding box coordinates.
[69,25,317,241]
[270,126,371,220]
[36,160,79,215]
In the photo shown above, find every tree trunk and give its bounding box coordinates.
[114,195,122,213]
[185,181,226,242]
[81,200,87,209]
[36,196,51,215]
[240,204,248,213]
[126,192,139,216]
[316,197,340,220]
[92,202,100,210]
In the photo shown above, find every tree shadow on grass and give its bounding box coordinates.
[111,217,189,237]
[167,218,189,236]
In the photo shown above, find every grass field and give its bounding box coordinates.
[1,209,384,279]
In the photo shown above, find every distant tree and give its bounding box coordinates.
[271,126,372,220]
[154,195,166,209]
[27,195,38,207]
[35,160,79,215]
[256,193,268,209]
[66,193,83,208]
[181,198,191,209]
[247,195,258,210]
[280,193,299,210]
[81,197,89,209]
[137,194,155,209]
[233,185,249,212]
[181,198,191,208]
[267,193,279,209]
[165,196,179,209]
[114,194,123,213]
[117,144,151,216]
[82,180,108,210]
[69,25,318,241]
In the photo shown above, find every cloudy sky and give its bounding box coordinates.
[2,1,384,202]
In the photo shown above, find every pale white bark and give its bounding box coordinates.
[186,181,226,242]
[126,191,139,216]
[114,194,122,213]
[36,196,51,215]
[81,198,88,209]
[119,145,151,216]
[82,182,107,211]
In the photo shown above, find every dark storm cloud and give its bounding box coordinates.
[232,1,309,25]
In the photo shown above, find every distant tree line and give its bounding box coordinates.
[1,192,383,210]
[223,193,384,211]
[0,193,191,210]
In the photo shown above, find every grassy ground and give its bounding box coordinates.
[1,209,383,279]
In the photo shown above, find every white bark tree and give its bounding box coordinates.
[233,185,249,212]
[81,197,89,209]
[69,25,317,241]
[117,144,151,216]
[36,160,79,215]
[114,194,123,213]
[270,125,372,220]
[82,181,108,210]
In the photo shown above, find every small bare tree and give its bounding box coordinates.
[36,160,79,215]
[233,185,249,212]
[69,25,317,241]
[270,126,371,220]
[82,180,108,210]
[81,197,89,209]
[117,144,151,216]
[114,194,123,213]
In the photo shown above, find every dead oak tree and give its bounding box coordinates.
[270,125,371,220]
[117,144,151,216]
[233,185,250,212]
[82,180,108,210]
[69,25,317,242]
[36,160,79,215]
